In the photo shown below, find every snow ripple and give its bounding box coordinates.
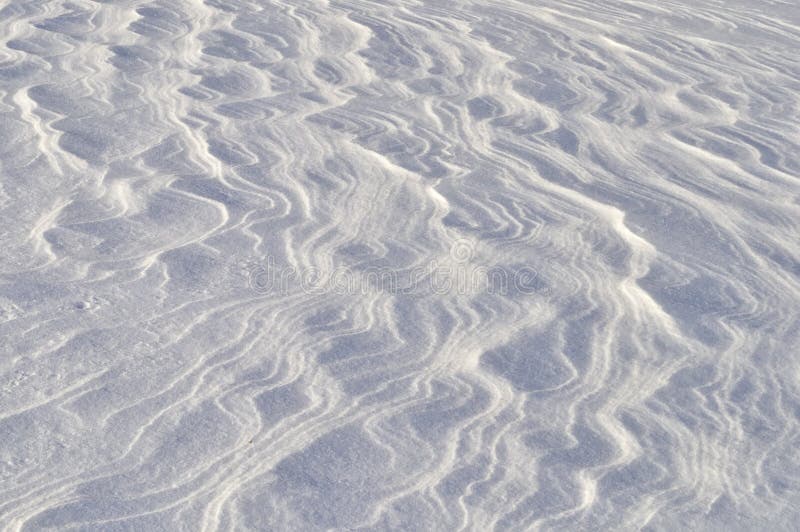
[1,0,799,530]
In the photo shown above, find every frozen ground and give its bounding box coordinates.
[1,0,800,530]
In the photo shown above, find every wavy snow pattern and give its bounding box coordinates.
[1,0,800,530]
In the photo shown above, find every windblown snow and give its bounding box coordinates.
[1,0,800,530]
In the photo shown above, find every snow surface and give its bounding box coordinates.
[1,0,800,529]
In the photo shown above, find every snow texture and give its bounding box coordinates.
[1,0,800,530]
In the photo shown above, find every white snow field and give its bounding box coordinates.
[1,0,800,529]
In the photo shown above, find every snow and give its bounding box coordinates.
[1,0,799,529]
